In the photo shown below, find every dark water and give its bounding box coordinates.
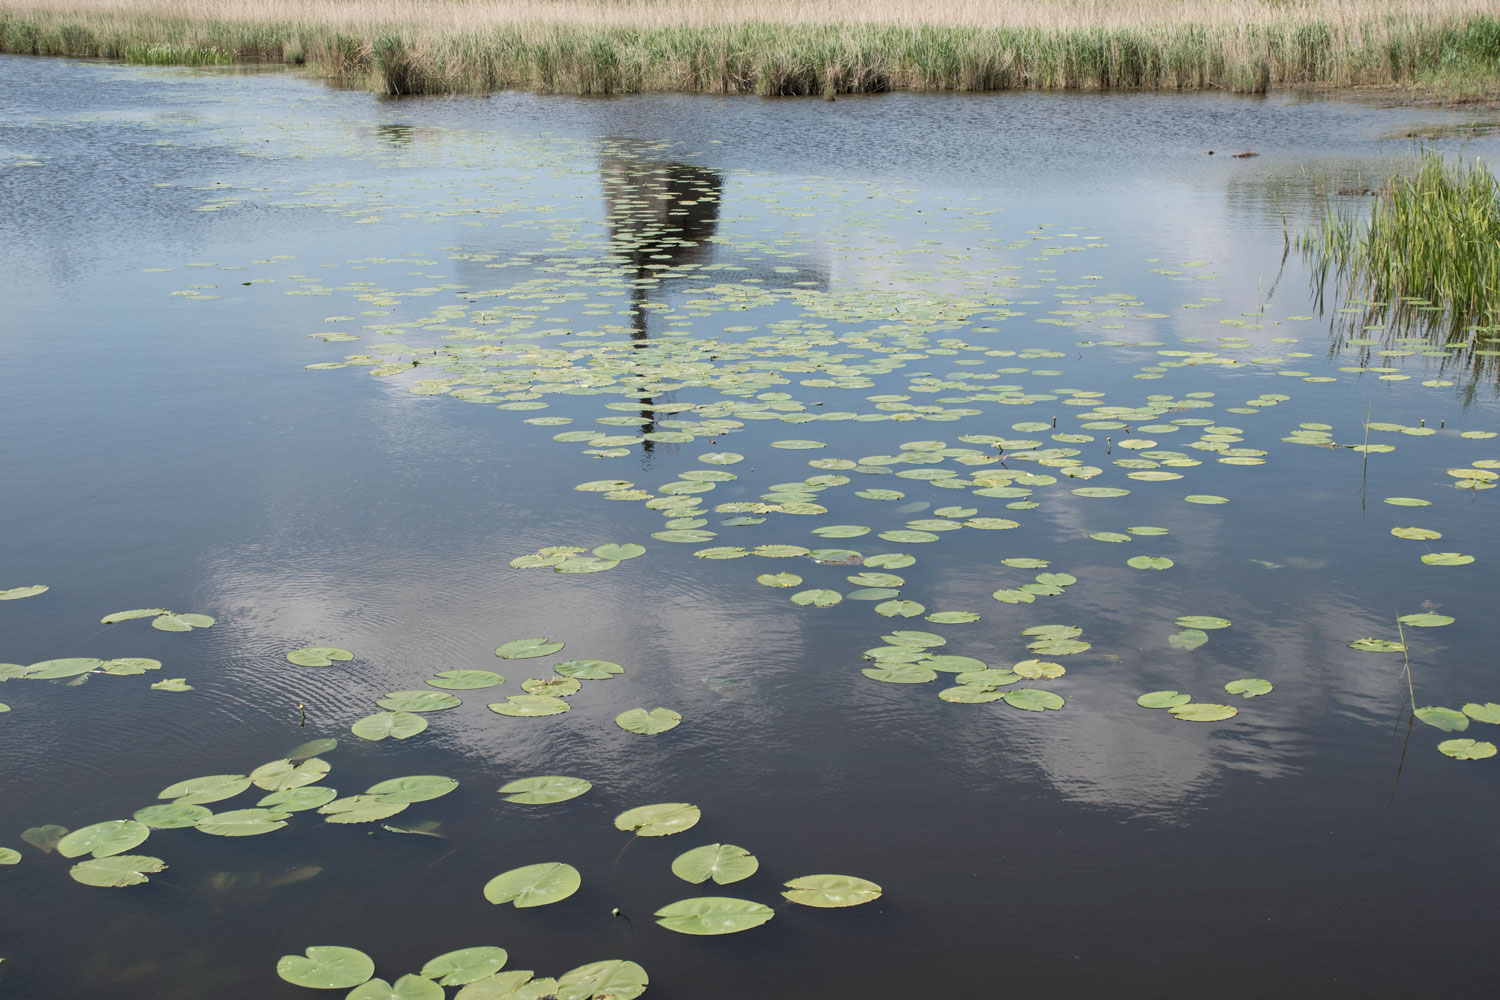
[2,55,1499,999]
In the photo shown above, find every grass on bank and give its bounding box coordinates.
[1304,151,1500,349]
[0,0,1498,96]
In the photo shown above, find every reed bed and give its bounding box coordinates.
[1,0,1497,96]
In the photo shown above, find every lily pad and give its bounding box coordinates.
[1421,552,1474,566]
[367,775,458,803]
[287,646,354,667]
[195,808,292,837]
[791,589,842,607]
[1415,706,1469,732]
[1003,689,1065,712]
[351,711,427,741]
[1397,613,1454,628]
[1462,703,1500,725]
[553,659,623,680]
[484,862,581,908]
[615,707,681,734]
[1137,691,1191,709]
[348,976,444,1000]
[556,960,648,1000]
[861,663,937,684]
[250,757,330,792]
[100,608,168,624]
[420,947,510,987]
[592,543,645,561]
[498,776,592,804]
[495,638,565,659]
[57,820,150,859]
[671,844,759,885]
[258,786,338,812]
[132,803,212,829]
[319,795,409,824]
[521,676,581,697]
[276,946,375,989]
[1224,678,1273,698]
[69,854,166,888]
[151,613,215,632]
[26,657,102,679]
[1127,556,1174,570]
[1348,638,1405,652]
[1168,702,1239,722]
[1184,495,1229,505]
[0,847,19,864]
[160,774,251,807]
[1175,616,1231,630]
[782,874,883,908]
[0,585,47,600]
[489,695,570,717]
[427,669,506,690]
[757,572,803,588]
[614,802,700,837]
[926,611,981,624]
[655,897,774,935]
[376,691,461,713]
[1438,739,1497,760]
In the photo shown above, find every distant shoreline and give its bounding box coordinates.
[3,0,1498,99]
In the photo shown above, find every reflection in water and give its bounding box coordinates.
[375,122,415,146]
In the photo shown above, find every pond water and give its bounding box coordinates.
[2,54,1499,999]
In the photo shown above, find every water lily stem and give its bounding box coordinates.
[1397,619,1415,714]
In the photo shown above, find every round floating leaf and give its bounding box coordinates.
[575,480,634,492]
[101,608,168,624]
[614,802,700,837]
[276,946,376,989]
[770,439,825,449]
[553,659,623,680]
[592,543,645,561]
[554,557,619,574]
[1137,691,1191,709]
[926,611,981,624]
[923,655,988,674]
[1390,527,1441,541]
[69,854,166,888]
[496,638,565,659]
[1003,689,1065,712]
[0,847,19,864]
[1348,638,1404,652]
[1184,495,1228,505]
[1072,487,1130,498]
[258,786,337,812]
[655,897,774,935]
[26,657,102,679]
[151,613,215,632]
[351,711,427,741]
[1175,616,1231,630]
[1462,703,1500,725]
[287,646,354,667]
[615,707,681,734]
[1415,706,1469,732]
[21,825,67,853]
[1421,552,1474,566]
[865,553,916,569]
[1013,659,1066,679]
[484,862,581,908]
[1168,702,1239,722]
[861,663,937,684]
[1127,556,1174,570]
[939,686,1005,703]
[556,960,648,1000]
[757,572,803,588]
[250,757,330,792]
[420,947,510,987]
[132,803,211,829]
[319,795,409,824]
[151,677,192,692]
[366,775,458,804]
[376,691,461,713]
[285,738,337,760]
[699,452,744,465]
[0,585,47,600]
[1225,678,1273,698]
[791,589,842,607]
[782,874,883,908]
[1383,497,1431,507]
[489,695,570,717]
[1089,531,1131,543]
[875,600,926,618]
[499,776,592,804]
[521,676,581,697]
[671,844,759,885]
[1438,739,1497,760]
[195,808,291,837]
[348,975,444,1000]
[101,657,163,675]
[427,670,506,690]
[1397,613,1454,628]
[57,820,149,859]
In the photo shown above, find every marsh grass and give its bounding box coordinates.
[1,0,1498,95]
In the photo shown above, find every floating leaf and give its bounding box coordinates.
[20,825,67,853]
[782,874,883,908]
[556,960,648,1000]
[655,897,773,935]
[195,808,291,837]
[348,975,444,1000]
[861,663,937,684]
[939,686,1005,703]
[926,611,981,623]
[26,657,102,679]
[1168,702,1239,722]
[1348,637,1404,652]
[495,638,565,659]
[1438,739,1497,760]
[791,588,842,607]
[1390,527,1441,541]
[1003,688,1064,711]
[490,695,570,717]
[258,786,338,812]
[376,691,461,713]
[0,585,47,600]
[276,946,375,989]
[671,844,759,885]
[367,775,458,803]
[57,820,149,859]
[150,677,192,692]
[923,655,987,673]
[1421,552,1474,566]
[1184,495,1228,505]
[250,758,330,792]
[592,543,645,561]
[101,657,162,675]
[286,646,354,667]
[69,854,166,888]
[615,707,681,734]
[1462,703,1500,725]
[1089,531,1131,543]
[484,862,581,908]
[553,659,622,680]
[521,676,581,697]
[1415,706,1469,732]
[614,802,700,837]
[1137,691,1191,709]
[420,947,510,987]
[757,572,803,588]
[1127,556,1174,570]
[151,613,215,632]
[1013,659,1066,679]
[554,557,619,574]
[1175,616,1231,630]
[132,803,211,829]
[351,711,427,741]
[1397,613,1454,628]
[498,776,592,804]
[1072,487,1130,498]
[159,774,250,805]
[319,795,409,824]
[427,669,506,690]
[1224,678,1273,698]
[100,608,168,624]
[1383,497,1431,507]
[0,847,19,864]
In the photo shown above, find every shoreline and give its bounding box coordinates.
[2,1,1498,98]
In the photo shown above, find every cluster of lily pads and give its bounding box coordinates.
[277,946,647,1000]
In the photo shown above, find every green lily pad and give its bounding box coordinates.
[427,669,506,690]
[367,775,458,803]
[1225,678,1273,698]
[1438,738,1497,760]
[351,711,427,741]
[1072,487,1131,498]
[489,695,570,717]
[1383,497,1431,507]
[100,608,168,624]
[376,691,461,713]
[100,657,162,675]
[0,847,19,864]
[926,611,981,623]
[258,786,338,812]
[1390,527,1442,541]
[250,758,330,792]
[484,862,581,908]
[420,947,509,986]
[20,825,67,853]
[1089,531,1131,543]
[1168,702,1239,722]
[1137,691,1191,709]
[25,658,103,679]
[1421,552,1474,566]
[791,588,842,607]
[287,646,354,667]
[132,803,212,829]
[151,613,215,632]
[195,808,292,837]
[614,802,700,837]
[151,677,192,692]
[615,707,681,734]
[57,820,149,859]
[556,960,648,1000]
[276,946,375,989]
[0,585,47,600]
[553,659,623,680]
[938,686,1006,703]
[782,874,883,908]
[1462,703,1500,725]
[348,975,444,1000]
[495,638,565,659]
[1415,706,1469,732]
[1127,556,1174,570]
[69,854,166,888]
[1184,495,1228,505]
[554,557,619,574]
[671,844,759,885]
[1397,613,1454,628]
[655,897,774,935]
[592,543,645,561]
[875,600,926,618]
[285,738,336,760]
[498,776,592,804]
[757,572,803,588]
[861,663,938,684]
[1348,638,1405,652]
[1175,616,1231,629]
[1003,689,1065,712]
[319,795,409,824]
[1013,659,1066,679]
[521,676,581,696]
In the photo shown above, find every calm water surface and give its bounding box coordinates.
[2,55,1499,999]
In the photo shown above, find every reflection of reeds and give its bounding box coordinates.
[2,0,1499,96]
[1302,152,1500,388]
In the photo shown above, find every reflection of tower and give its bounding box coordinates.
[600,145,724,452]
